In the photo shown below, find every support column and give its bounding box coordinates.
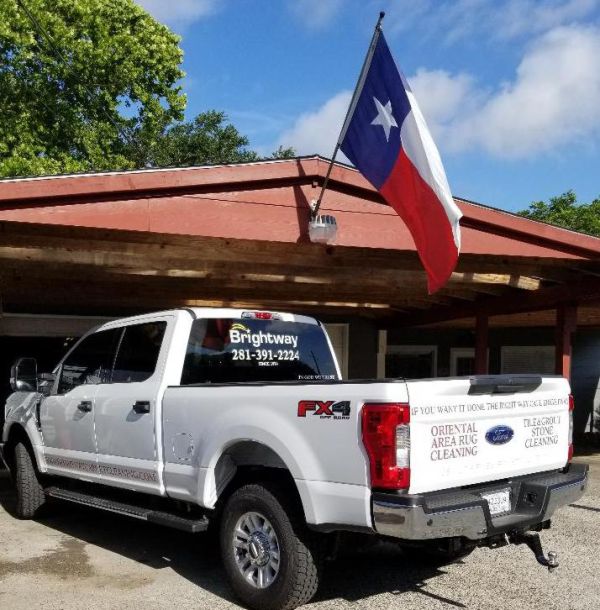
[555,304,577,379]
[475,313,489,375]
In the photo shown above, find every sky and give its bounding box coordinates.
[136,0,600,212]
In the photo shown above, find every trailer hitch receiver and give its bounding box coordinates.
[508,531,559,572]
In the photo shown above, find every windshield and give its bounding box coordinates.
[180,318,339,384]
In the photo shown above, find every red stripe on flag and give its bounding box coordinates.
[380,148,458,294]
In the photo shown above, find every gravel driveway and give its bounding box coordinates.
[0,457,598,610]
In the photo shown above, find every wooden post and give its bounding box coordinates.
[555,304,577,379]
[475,312,489,375]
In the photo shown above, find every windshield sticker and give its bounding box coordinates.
[298,374,336,380]
[230,328,299,349]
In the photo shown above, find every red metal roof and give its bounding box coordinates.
[0,156,598,261]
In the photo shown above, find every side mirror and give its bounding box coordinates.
[10,357,38,393]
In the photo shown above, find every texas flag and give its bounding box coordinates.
[340,33,462,294]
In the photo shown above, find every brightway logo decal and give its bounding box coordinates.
[230,323,250,333]
[229,327,298,348]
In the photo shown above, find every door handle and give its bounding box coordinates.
[77,400,93,413]
[133,400,151,414]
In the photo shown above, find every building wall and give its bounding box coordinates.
[348,318,379,379]
[385,326,556,375]
[1,312,597,437]
[346,321,598,436]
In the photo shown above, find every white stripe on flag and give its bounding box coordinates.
[401,91,462,250]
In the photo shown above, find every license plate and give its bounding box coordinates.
[482,489,511,515]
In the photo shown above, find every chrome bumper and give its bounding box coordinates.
[372,463,588,541]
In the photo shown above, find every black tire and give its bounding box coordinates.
[220,483,323,610]
[14,441,46,519]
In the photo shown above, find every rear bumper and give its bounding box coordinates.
[372,463,588,541]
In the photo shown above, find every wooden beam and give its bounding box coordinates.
[450,272,541,290]
[389,276,600,327]
[0,219,587,279]
[0,265,450,306]
[555,304,577,379]
[0,286,395,317]
[0,257,430,291]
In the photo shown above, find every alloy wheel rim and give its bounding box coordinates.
[232,511,281,589]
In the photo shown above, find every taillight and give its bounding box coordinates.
[568,394,574,462]
[361,403,410,490]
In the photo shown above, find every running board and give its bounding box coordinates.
[45,487,209,533]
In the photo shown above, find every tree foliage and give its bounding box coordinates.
[0,0,294,178]
[0,0,186,176]
[271,145,296,159]
[518,191,600,237]
[126,111,296,168]
[128,111,260,168]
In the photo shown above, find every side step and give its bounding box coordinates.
[45,487,210,533]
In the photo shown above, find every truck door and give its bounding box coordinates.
[92,318,168,494]
[40,328,122,478]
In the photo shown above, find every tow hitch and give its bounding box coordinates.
[508,531,559,572]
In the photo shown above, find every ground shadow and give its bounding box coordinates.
[0,474,465,607]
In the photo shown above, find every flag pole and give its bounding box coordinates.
[311,11,385,218]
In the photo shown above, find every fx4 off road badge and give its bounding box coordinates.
[297,400,351,419]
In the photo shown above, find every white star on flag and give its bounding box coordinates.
[370,96,398,141]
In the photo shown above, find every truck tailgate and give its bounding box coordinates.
[406,375,571,494]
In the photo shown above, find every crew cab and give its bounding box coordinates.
[0,308,588,610]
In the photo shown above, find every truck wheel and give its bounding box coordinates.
[14,441,46,519]
[220,483,322,610]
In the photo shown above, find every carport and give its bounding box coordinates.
[0,157,599,430]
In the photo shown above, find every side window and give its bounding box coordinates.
[58,329,121,395]
[111,322,166,383]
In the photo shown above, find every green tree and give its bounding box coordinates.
[271,145,296,160]
[130,111,261,168]
[0,0,186,177]
[518,191,600,237]
[127,111,297,168]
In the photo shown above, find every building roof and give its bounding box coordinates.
[0,156,598,323]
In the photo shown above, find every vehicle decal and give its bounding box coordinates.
[45,455,158,482]
[230,328,299,348]
[297,400,351,419]
[430,423,479,460]
[45,455,96,473]
[98,464,158,482]
[523,415,560,449]
[230,323,250,333]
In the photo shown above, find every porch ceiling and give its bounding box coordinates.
[1,219,599,323]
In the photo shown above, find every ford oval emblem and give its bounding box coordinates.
[485,425,514,445]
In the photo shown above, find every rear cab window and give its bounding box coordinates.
[181,318,339,384]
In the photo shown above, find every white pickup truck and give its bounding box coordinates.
[0,308,588,610]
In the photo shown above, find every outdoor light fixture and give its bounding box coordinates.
[308,214,338,244]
